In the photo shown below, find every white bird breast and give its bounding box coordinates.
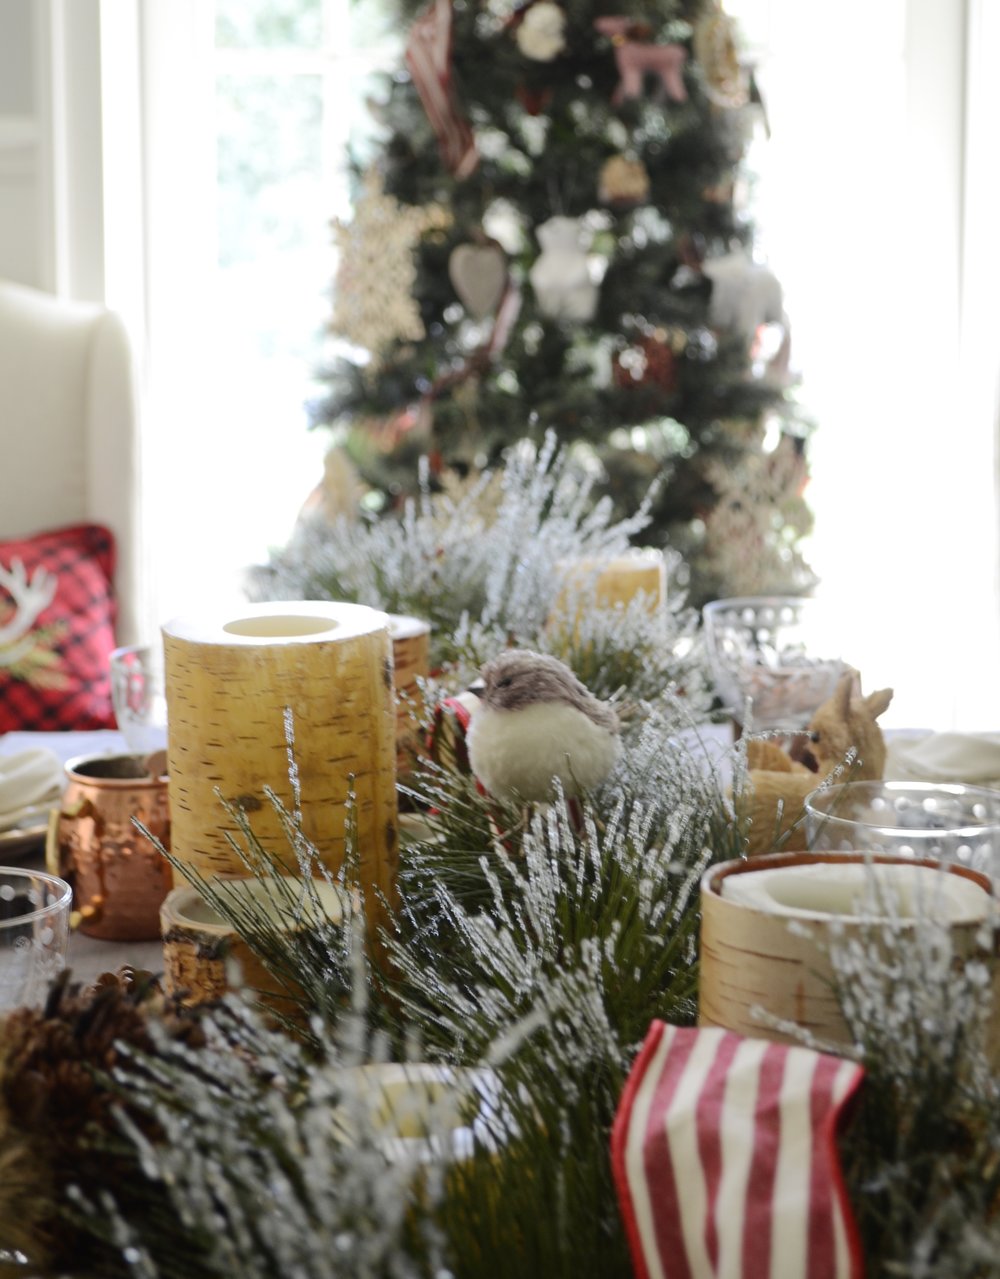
[467,700,622,802]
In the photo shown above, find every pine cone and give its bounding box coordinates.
[0,967,205,1269]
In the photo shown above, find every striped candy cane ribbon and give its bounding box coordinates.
[405,0,479,178]
[612,1023,865,1279]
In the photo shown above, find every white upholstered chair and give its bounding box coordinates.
[0,279,143,645]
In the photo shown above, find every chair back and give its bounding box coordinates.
[0,280,142,644]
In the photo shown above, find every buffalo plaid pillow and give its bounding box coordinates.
[0,524,118,731]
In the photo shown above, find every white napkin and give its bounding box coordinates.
[0,748,64,832]
[885,732,1000,789]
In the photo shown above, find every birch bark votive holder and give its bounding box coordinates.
[699,852,999,1053]
[552,548,667,630]
[330,1063,506,1164]
[160,875,349,1012]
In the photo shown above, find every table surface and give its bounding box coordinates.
[2,730,166,986]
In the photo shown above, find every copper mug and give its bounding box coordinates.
[47,753,173,941]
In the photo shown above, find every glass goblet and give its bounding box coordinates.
[110,643,168,758]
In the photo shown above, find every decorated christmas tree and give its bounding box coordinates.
[308,0,815,604]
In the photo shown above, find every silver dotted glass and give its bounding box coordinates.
[805,780,1000,878]
[0,868,72,1011]
[702,595,848,731]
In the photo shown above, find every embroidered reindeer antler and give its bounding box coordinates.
[0,559,57,666]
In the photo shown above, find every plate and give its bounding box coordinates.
[0,819,49,861]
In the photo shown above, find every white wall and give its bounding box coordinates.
[0,0,42,287]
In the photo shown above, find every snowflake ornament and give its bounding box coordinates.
[330,168,450,369]
[701,433,813,597]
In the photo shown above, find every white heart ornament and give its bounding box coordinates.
[448,242,508,319]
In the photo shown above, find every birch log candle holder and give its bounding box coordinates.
[699,852,1000,1056]
[160,876,348,1013]
[552,547,670,644]
[330,1063,506,1164]
[388,614,431,778]
[552,547,666,632]
[162,602,398,938]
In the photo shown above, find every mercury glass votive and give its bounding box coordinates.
[0,867,72,1012]
[804,780,1000,877]
[702,595,848,731]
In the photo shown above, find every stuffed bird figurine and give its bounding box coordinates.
[467,649,622,802]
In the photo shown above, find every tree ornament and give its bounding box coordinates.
[598,153,650,206]
[702,250,783,347]
[516,82,556,115]
[448,238,508,319]
[612,329,679,393]
[529,216,599,322]
[330,168,450,369]
[594,16,688,105]
[405,0,479,177]
[514,0,567,61]
[701,432,814,598]
[692,0,749,108]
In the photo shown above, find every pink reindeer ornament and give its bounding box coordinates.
[594,17,688,105]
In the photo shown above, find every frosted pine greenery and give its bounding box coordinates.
[826,902,1000,1279]
[12,678,1000,1272]
[46,708,738,1279]
[17,730,1000,1276]
[67,993,454,1279]
[383,750,738,1279]
[247,433,710,707]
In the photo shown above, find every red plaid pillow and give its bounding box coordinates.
[0,524,119,731]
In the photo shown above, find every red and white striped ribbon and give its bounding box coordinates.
[612,1023,865,1279]
[405,0,479,178]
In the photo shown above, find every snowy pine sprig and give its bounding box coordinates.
[827,904,1000,1278]
[68,995,452,1279]
[247,434,707,706]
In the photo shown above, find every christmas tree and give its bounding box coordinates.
[308,0,814,606]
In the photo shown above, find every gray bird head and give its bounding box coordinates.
[473,649,620,733]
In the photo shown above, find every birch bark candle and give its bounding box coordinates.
[389,614,431,777]
[553,547,666,629]
[699,853,998,1054]
[162,602,398,930]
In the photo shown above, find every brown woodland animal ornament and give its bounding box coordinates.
[734,672,893,857]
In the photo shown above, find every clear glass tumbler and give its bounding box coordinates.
[804,780,1000,878]
[0,867,72,1011]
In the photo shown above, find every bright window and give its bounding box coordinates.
[726,0,1000,730]
[111,0,998,729]
[141,0,398,627]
